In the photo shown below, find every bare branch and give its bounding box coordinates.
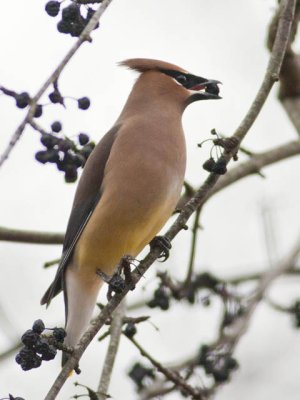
[0,226,63,244]
[0,0,113,167]
[97,300,126,400]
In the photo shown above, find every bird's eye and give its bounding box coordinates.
[176,74,188,85]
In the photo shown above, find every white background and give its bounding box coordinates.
[0,0,300,399]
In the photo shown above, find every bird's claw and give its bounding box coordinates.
[150,236,172,261]
[96,255,136,300]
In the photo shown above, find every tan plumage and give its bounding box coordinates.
[41,58,221,358]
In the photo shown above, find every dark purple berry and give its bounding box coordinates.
[16,92,30,109]
[70,22,85,37]
[57,19,71,34]
[203,158,216,172]
[51,121,62,133]
[78,133,89,145]
[32,319,45,334]
[80,142,95,158]
[21,330,39,348]
[64,166,78,183]
[212,158,227,175]
[62,3,80,22]
[58,139,73,152]
[40,134,56,149]
[15,353,22,365]
[49,90,63,104]
[45,1,60,17]
[53,327,66,343]
[78,97,90,110]
[124,322,137,338]
[74,154,86,167]
[34,104,43,118]
[41,345,57,361]
[46,149,60,163]
[35,150,49,164]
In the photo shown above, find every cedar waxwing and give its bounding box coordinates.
[41,58,221,360]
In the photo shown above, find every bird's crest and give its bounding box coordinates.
[119,58,188,74]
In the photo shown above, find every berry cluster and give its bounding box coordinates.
[147,286,170,310]
[198,345,238,383]
[45,1,100,37]
[15,320,66,371]
[128,363,155,391]
[35,124,95,183]
[124,322,137,338]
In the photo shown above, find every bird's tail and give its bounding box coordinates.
[62,265,103,366]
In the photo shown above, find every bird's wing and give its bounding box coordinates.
[40,124,121,306]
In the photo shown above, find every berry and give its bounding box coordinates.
[70,22,85,37]
[51,121,62,133]
[124,322,137,338]
[58,139,73,152]
[16,92,30,109]
[205,83,220,96]
[78,133,89,145]
[128,363,155,390]
[148,287,169,310]
[41,345,57,361]
[212,158,227,175]
[78,97,90,110]
[35,150,49,164]
[49,90,62,104]
[62,4,80,22]
[64,165,78,183]
[80,142,95,159]
[32,319,45,334]
[53,327,66,342]
[40,134,57,149]
[46,149,60,163]
[45,1,60,17]
[74,154,86,167]
[202,158,216,173]
[34,104,43,118]
[109,275,125,293]
[57,20,71,34]
[21,330,39,348]
[35,338,50,355]
[15,353,22,365]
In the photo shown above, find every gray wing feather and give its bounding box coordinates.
[40,124,120,306]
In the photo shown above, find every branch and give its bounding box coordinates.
[97,300,126,400]
[0,0,113,167]
[0,226,63,244]
[127,336,206,399]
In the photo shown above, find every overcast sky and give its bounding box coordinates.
[1,1,300,399]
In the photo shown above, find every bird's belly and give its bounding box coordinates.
[74,186,179,277]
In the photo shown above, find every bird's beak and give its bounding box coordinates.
[188,79,222,100]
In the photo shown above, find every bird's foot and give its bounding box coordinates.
[150,236,172,261]
[97,255,136,300]
[117,254,138,290]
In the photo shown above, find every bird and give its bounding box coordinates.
[41,58,221,360]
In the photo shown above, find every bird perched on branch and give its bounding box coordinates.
[41,58,221,362]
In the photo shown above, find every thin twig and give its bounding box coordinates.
[184,209,201,286]
[98,300,126,400]
[0,226,63,244]
[0,0,113,167]
[127,336,206,399]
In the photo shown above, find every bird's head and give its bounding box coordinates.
[119,58,221,108]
